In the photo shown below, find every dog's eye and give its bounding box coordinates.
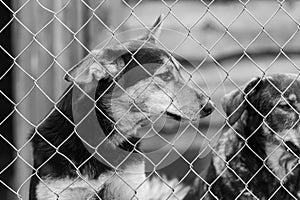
[156,71,173,81]
[277,102,293,111]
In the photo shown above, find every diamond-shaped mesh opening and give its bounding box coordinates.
[1,0,300,199]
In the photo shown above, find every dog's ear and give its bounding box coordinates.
[64,15,164,84]
[221,77,263,125]
[64,49,126,84]
[139,14,164,44]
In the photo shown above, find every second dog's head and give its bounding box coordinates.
[65,16,214,147]
[222,74,300,179]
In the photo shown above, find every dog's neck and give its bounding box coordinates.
[32,85,149,199]
[33,86,145,178]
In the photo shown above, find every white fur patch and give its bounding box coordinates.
[35,175,104,200]
[35,162,189,200]
[213,130,238,175]
[142,176,190,200]
[213,140,226,176]
[262,124,300,180]
[283,128,300,149]
[104,162,148,199]
[36,163,146,200]
[265,142,297,180]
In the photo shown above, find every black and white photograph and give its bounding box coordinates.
[0,0,300,199]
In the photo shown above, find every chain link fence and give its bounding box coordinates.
[1,0,300,199]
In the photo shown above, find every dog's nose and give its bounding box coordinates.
[200,100,215,117]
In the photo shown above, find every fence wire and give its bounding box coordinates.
[1,0,300,199]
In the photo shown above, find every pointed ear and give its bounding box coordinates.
[64,15,164,84]
[64,50,125,84]
[139,14,164,44]
[221,77,263,125]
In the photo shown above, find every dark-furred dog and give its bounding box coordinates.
[202,74,300,199]
[29,16,214,200]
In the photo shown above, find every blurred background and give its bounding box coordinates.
[1,0,300,199]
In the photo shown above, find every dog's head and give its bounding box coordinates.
[221,74,300,179]
[65,15,214,147]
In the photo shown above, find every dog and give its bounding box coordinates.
[28,15,215,200]
[197,74,300,199]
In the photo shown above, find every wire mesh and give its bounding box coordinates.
[0,0,300,199]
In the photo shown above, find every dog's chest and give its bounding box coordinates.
[35,163,147,200]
